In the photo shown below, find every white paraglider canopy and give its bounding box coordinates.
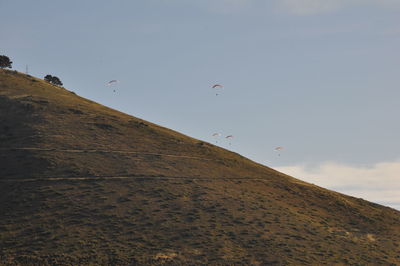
[107,80,119,92]
[212,84,223,96]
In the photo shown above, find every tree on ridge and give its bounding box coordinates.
[44,74,63,87]
[0,55,12,69]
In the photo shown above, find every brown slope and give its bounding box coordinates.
[0,69,399,265]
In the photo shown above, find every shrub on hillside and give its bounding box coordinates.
[0,55,12,69]
[44,75,63,87]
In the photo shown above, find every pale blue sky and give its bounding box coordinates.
[1,0,399,208]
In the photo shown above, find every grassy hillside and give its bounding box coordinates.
[1,69,399,265]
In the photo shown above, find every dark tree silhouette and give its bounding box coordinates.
[0,55,12,68]
[51,76,63,86]
[44,75,53,82]
[44,74,63,87]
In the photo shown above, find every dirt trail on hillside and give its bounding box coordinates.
[0,175,271,182]
[0,147,215,160]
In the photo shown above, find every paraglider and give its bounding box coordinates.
[226,135,234,145]
[274,146,284,156]
[212,84,223,96]
[107,80,119,92]
[212,133,221,143]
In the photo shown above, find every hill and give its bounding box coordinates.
[0,69,399,265]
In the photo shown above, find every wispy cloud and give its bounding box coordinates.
[165,0,399,15]
[205,0,254,13]
[276,0,400,15]
[382,27,400,36]
[277,0,343,15]
[275,160,400,210]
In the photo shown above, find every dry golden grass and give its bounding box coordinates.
[0,69,399,265]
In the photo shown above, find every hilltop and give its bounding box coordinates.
[0,69,399,265]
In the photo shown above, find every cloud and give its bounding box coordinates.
[275,160,400,210]
[383,27,400,36]
[206,0,254,13]
[163,0,400,15]
[276,0,400,15]
[277,0,343,15]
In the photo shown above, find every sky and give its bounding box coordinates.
[1,0,399,210]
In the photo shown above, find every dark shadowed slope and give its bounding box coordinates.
[0,69,399,265]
